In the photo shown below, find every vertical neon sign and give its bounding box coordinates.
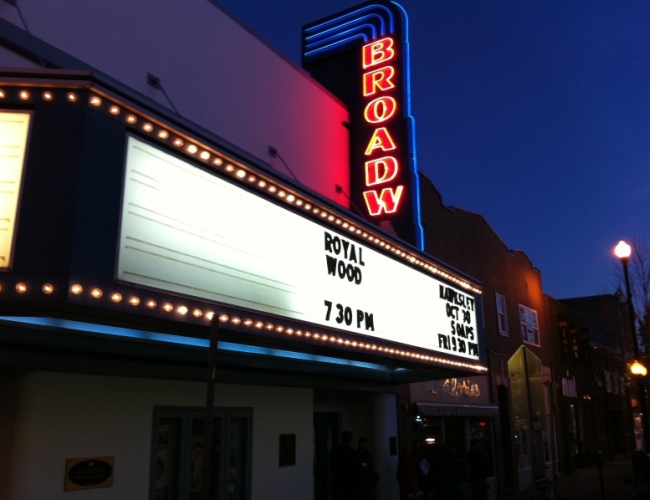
[361,37,403,216]
[302,1,424,250]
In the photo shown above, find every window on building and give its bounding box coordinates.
[495,292,508,336]
[150,407,252,500]
[519,305,539,346]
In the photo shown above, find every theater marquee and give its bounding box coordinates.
[117,136,480,360]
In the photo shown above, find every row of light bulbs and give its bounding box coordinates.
[0,84,481,294]
[6,279,487,372]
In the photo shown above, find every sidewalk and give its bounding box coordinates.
[501,455,636,500]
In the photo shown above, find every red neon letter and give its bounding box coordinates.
[362,66,396,96]
[364,96,397,124]
[364,156,399,186]
[364,127,397,155]
[362,37,395,69]
[363,186,405,215]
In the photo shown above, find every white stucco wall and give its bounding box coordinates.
[4,371,313,500]
[0,0,350,205]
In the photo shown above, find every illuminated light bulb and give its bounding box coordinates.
[287,194,295,202]
[286,328,294,335]
[276,325,284,332]
[206,311,215,320]
[70,284,83,295]
[213,158,223,166]
[193,309,203,318]
[295,199,303,206]
[173,138,183,147]
[247,175,256,183]
[146,299,157,309]
[162,303,173,312]
[266,323,274,330]
[258,180,266,188]
[66,92,78,102]
[296,330,303,336]
[244,319,253,327]
[349,226,356,232]
[235,169,246,178]
[320,212,328,218]
[232,316,241,325]
[158,129,169,139]
[91,288,103,299]
[313,208,320,214]
[304,204,312,210]
[187,144,198,154]
[111,292,122,303]
[255,321,264,329]
[143,123,154,132]
[337,338,344,344]
[225,164,235,173]
[42,91,53,101]
[352,341,358,347]
[336,219,342,225]
[313,333,321,340]
[129,296,140,306]
[177,305,188,315]
[16,283,27,293]
[42,283,54,294]
[305,332,312,338]
[321,335,328,341]
[126,115,137,124]
[342,222,349,229]
[268,185,277,193]
[200,151,210,160]
[0,89,5,98]
[19,90,30,100]
[278,190,286,198]
[109,105,120,115]
[89,96,101,106]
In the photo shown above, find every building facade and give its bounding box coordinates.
[0,1,487,499]
[409,178,554,497]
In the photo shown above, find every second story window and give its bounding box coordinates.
[519,304,539,346]
[496,292,508,336]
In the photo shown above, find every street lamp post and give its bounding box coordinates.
[615,240,650,453]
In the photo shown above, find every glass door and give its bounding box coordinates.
[151,408,251,500]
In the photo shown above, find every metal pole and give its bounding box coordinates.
[202,320,219,500]
[622,257,650,453]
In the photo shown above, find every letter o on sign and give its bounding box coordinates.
[364,96,397,124]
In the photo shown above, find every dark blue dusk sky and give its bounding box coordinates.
[218,0,650,300]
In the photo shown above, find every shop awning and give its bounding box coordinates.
[416,403,500,417]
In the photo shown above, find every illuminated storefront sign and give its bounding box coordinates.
[302,1,424,249]
[117,136,480,360]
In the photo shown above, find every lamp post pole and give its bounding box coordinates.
[615,240,650,453]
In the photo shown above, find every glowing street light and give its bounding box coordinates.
[614,239,650,452]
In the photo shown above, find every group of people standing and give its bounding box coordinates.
[397,438,489,500]
[330,431,380,500]
[330,431,488,500]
